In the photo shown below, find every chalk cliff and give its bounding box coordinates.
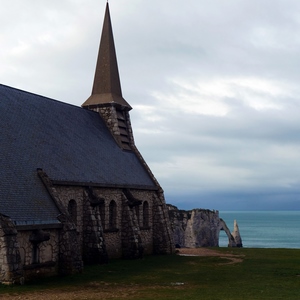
[167,205,242,248]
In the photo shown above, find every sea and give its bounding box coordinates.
[218,211,300,249]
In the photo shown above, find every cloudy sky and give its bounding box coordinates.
[1,0,300,211]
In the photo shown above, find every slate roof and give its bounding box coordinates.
[0,84,156,225]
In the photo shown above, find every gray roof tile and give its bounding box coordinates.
[0,84,155,225]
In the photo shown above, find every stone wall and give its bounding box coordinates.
[0,180,174,283]
[0,214,23,284]
[18,228,60,280]
[57,214,83,275]
[121,198,143,259]
[167,205,242,248]
[0,213,81,283]
[93,105,135,148]
[82,189,108,264]
[88,104,174,256]
[55,185,174,259]
[152,194,175,254]
[55,186,84,244]
[18,229,59,265]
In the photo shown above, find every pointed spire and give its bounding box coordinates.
[231,220,243,247]
[82,3,131,109]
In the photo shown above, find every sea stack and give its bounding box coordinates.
[231,220,243,247]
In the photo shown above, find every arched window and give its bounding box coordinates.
[32,244,40,264]
[19,247,26,265]
[109,200,117,229]
[143,201,149,228]
[135,205,140,225]
[99,201,105,229]
[43,244,53,262]
[68,199,77,225]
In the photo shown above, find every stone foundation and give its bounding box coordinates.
[0,214,23,284]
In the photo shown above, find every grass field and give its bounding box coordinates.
[0,247,300,299]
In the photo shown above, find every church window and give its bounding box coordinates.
[32,244,40,264]
[99,201,105,229]
[135,205,140,225]
[43,244,53,262]
[109,200,117,229]
[19,247,26,265]
[143,201,149,228]
[68,199,77,225]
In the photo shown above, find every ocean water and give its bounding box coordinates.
[218,211,300,249]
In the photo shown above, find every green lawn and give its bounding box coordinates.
[1,248,300,299]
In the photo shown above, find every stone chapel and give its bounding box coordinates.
[0,3,174,284]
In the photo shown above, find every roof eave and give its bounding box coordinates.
[82,93,132,110]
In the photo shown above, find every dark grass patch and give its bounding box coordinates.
[1,248,300,299]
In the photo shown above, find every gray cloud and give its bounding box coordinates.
[1,0,300,210]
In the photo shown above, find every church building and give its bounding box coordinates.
[0,3,174,283]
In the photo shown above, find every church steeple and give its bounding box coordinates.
[82,3,134,150]
[82,2,131,110]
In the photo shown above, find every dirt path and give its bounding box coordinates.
[0,286,137,300]
[0,280,147,300]
[177,248,244,265]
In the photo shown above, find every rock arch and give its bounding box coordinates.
[218,218,237,247]
[167,205,242,248]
